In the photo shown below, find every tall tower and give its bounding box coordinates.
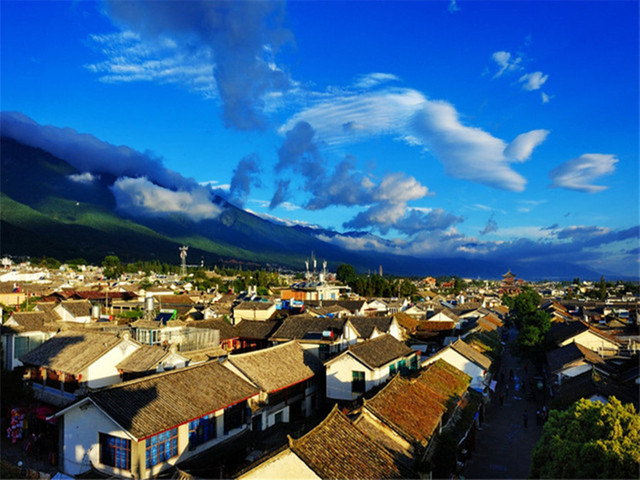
[179,246,188,277]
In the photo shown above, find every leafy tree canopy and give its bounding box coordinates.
[531,397,640,479]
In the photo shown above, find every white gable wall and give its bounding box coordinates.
[86,339,140,389]
[61,401,132,476]
[238,449,319,480]
[564,331,619,355]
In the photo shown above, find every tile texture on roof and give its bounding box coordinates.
[227,342,322,393]
[90,361,259,439]
[349,316,393,339]
[234,301,275,311]
[365,375,444,446]
[116,345,169,373]
[190,319,238,340]
[290,406,407,480]
[19,330,122,374]
[57,300,92,318]
[393,312,419,333]
[547,320,589,345]
[270,316,345,341]
[347,335,413,369]
[235,320,279,339]
[451,339,492,370]
[364,360,470,447]
[6,312,48,331]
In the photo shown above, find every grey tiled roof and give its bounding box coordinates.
[348,316,393,339]
[290,406,409,479]
[451,339,492,370]
[347,335,413,369]
[19,330,123,374]
[116,345,171,373]
[90,361,259,439]
[227,341,322,393]
[270,315,345,341]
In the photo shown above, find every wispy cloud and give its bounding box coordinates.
[353,72,400,89]
[448,0,461,13]
[480,213,498,235]
[519,71,549,91]
[549,153,618,193]
[491,51,523,78]
[85,31,217,98]
[282,88,548,192]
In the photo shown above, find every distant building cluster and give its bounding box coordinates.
[0,258,638,479]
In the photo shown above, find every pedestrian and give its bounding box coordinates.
[500,372,505,383]
[542,405,547,422]
[536,410,541,426]
[499,392,504,406]
[505,384,509,398]
[523,410,528,428]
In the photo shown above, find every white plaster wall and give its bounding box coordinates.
[571,331,619,353]
[62,402,133,477]
[326,355,371,400]
[239,449,319,480]
[86,340,140,389]
[266,407,290,428]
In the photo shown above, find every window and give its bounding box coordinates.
[14,335,43,359]
[189,414,216,448]
[274,411,283,424]
[399,359,407,374]
[145,428,178,469]
[100,433,131,471]
[224,402,245,434]
[352,371,365,395]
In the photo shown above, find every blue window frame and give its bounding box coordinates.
[145,428,178,469]
[99,433,131,471]
[189,414,216,447]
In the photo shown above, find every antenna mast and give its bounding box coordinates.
[179,246,189,277]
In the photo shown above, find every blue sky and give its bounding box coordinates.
[1,1,638,277]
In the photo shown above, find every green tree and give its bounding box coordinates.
[530,397,640,479]
[336,264,357,285]
[102,255,124,279]
[599,275,607,301]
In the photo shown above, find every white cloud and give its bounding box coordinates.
[491,51,523,78]
[281,88,548,192]
[354,73,400,89]
[541,92,551,103]
[67,172,99,184]
[110,177,222,221]
[519,71,549,91]
[504,129,550,162]
[86,31,217,98]
[448,0,461,13]
[549,153,618,193]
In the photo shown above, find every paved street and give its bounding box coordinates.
[463,328,545,479]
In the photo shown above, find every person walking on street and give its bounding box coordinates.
[505,383,509,398]
[499,391,504,406]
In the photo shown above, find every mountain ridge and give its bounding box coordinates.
[0,136,612,280]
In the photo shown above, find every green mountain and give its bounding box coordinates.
[1,136,609,279]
